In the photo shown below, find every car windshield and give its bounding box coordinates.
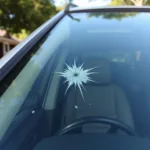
[1,11,150,141]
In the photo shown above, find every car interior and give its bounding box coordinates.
[33,47,150,149]
[63,57,135,132]
[39,45,150,137]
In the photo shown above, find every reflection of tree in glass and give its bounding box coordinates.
[68,14,81,22]
[88,12,137,21]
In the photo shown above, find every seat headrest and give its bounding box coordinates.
[83,57,111,84]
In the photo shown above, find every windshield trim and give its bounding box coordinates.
[69,6,150,13]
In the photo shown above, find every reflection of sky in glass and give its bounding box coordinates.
[0,16,70,140]
[68,12,150,54]
[30,19,70,68]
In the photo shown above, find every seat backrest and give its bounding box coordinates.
[83,57,111,85]
[63,57,134,130]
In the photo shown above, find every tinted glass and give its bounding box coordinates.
[1,12,150,143]
[0,18,69,140]
[59,12,150,136]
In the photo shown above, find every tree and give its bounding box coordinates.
[0,0,57,34]
[110,0,132,5]
[110,0,150,6]
[88,0,150,6]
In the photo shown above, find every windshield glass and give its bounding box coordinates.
[1,12,150,140]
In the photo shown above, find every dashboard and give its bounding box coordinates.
[34,134,150,150]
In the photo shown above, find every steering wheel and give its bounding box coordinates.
[59,116,137,136]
